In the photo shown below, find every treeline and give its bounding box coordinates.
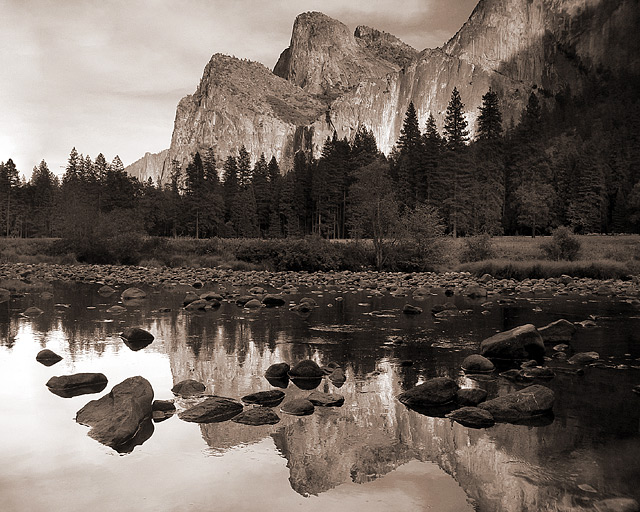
[1,71,639,244]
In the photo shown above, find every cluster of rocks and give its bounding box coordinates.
[396,316,611,428]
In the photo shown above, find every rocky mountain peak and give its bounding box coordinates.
[273,11,400,95]
[354,25,419,69]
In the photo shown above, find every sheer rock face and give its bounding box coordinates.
[125,150,169,184]
[162,0,639,183]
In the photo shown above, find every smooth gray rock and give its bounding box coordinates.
[281,398,315,416]
[480,324,545,362]
[241,390,285,406]
[179,397,243,423]
[397,377,459,408]
[47,373,108,390]
[171,379,206,397]
[36,349,63,366]
[461,354,495,373]
[447,407,495,428]
[289,360,324,379]
[538,319,576,343]
[568,351,600,365]
[121,287,146,300]
[262,294,286,307]
[265,363,290,379]
[232,407,281,426]
[479,384,554,422]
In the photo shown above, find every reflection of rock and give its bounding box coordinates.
[479,384,554,423]
[179,397,243,423]
[36,348,63,366]
[121,287,146,300]
[23,306,44,317]
[75,376,154,452]
[446,407,495,428]
[290,377,322,390]
[152,399,176,422]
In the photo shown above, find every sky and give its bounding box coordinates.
[0,0,478,177]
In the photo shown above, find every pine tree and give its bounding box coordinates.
[422,113,442,203]
[252,153,270,236]
[267,156,282,237]
[0,159,20,236]
[30,160,57,236]
[396,102,424,208]
[444,87,469,149]
[477,88,503,142]
[237,145,252,187]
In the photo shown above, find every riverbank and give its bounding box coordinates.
[0,235,639,279]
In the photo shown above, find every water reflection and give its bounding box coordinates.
[1,282,639,511]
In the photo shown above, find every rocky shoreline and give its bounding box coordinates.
[1,262,639,299]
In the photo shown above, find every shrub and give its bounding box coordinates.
[541,226,581,261]
[460,234,495,263]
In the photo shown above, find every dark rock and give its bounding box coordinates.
[184,299,210,311]
[23,306,44,317]
[98,285,116,296]
[171,379,206,397]
[121,287,146,300]
[400,359,413,367]
[397,377,459,408]
[479,273,493,283]
[446,407,495,428]
[328,367,346,387]
[152,400,176,412]
[568,351,600,365]
[120,327,154,351]
[241,390,285,407]
[289,360,324,379]
[266,376,290,389]
[183,291,200,306]
[36,349,63,366]
[431,302,457,314]
[553,352,568,360]
[47,372,108,390]
[307,391,344,407]
[281,398,315,416]
[553,343,570,352]
[461,354,495,373]
[480,324,545,362]
[244,299,262,309]
[179,396,243,423]
[200,292,223,302]
[232,407,281,426]
[402,304,423,315]
[456,388,488,406]
[538,319,576,343]
[299,297,318,307]
[76,376,154,451]
[444,288,454,296]
[265,363,290,379]
[262,294,286,307]
[236,295,258,306]
[521,359,539,368]
[192,280,204,289]
[478,384,554,422]
[106,305,127,314]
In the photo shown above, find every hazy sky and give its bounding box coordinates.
[0,0,478,177]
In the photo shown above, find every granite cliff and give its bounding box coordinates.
[141,0,639,182]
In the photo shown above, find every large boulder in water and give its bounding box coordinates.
[36,349,63,366]
[538,319,576,343]
[241,390,285,407]
[47,373,107,391]
[289,360,324,379]
[120,328,154,351]
[121,287,146,300]
[281,398,315,416]
[75,376,154,450]
[456,388,488,406]
[461,354,494,373]
[568,351,600,365]
[478,384,554,422]
[232,407,280,426]
[480,324,545,362]
[179,397,243,423]
[265,363,289,379]
[307,391,345,407]
[262,294,286,307]
[397,377,459,408]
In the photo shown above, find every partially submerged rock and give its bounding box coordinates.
[23,306,44,317]
[47,373,108,391]
[265,363,290,379]
[76,376,154,451]
[262,294,286,307]
[171,379,206,397]
[36,349,63,366]
[289,360,324,379]
[538,319,576,343]
[232,407,281,426]
[307,391,344,407]
[243,299,262,309]
[402,304,423,315]
[281,398,315,416]
[478,384,554,422]
[461,354,494,373]
[121,287,146,300]
[456,387,488,406]
[480,324,545,362]
[152,400,176,422]
[241,390,285,407]
[568,351,600,365]
[328,367,346,387]
[179,397,243,423]
[120,327,154,351]
[397,377,459,408]
[446,407,495,428]
[98,285,116,296]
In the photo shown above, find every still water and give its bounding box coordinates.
[0,280,639,512]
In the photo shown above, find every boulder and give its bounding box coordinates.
[299,297,318,307]
[281,398,315,416]
[120,327,154,351]
[568,351,600,365]
[265,363,290,379]
[521,367,555,379]
[289,360,324,379]
[431,302,457,314]
[241,390,285,407]
[200,292,223,302]
[262,294,286,307]
[232,407,281,426]
[291,303,313,313]
[98,285,116,296]
[182,291,200,306]
[397,377,459,408]
[47,373,108,391]
[402,304,423,315]
[480,324,545,362]
[179,397,243,423]
[538,319,576,343]
[75,376,154,450]
[121,287,146,300]
[36,349,63,366]
[478,384,554,422]
[236,295,258,306]
[456,388,488,406]
[106,305,126,314]
[307,391,345,407]
[461,354,494,373]
[184,299,210,311]
[446,407,495,428]
[328,367,346,387]
[152,400,176,422]
[243,299,262,309]
[464,286,488,298]
[171,379,206,397]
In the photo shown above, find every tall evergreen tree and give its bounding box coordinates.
[477,88,503,141]
[444,87,469,149]
[395,102,424,208]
